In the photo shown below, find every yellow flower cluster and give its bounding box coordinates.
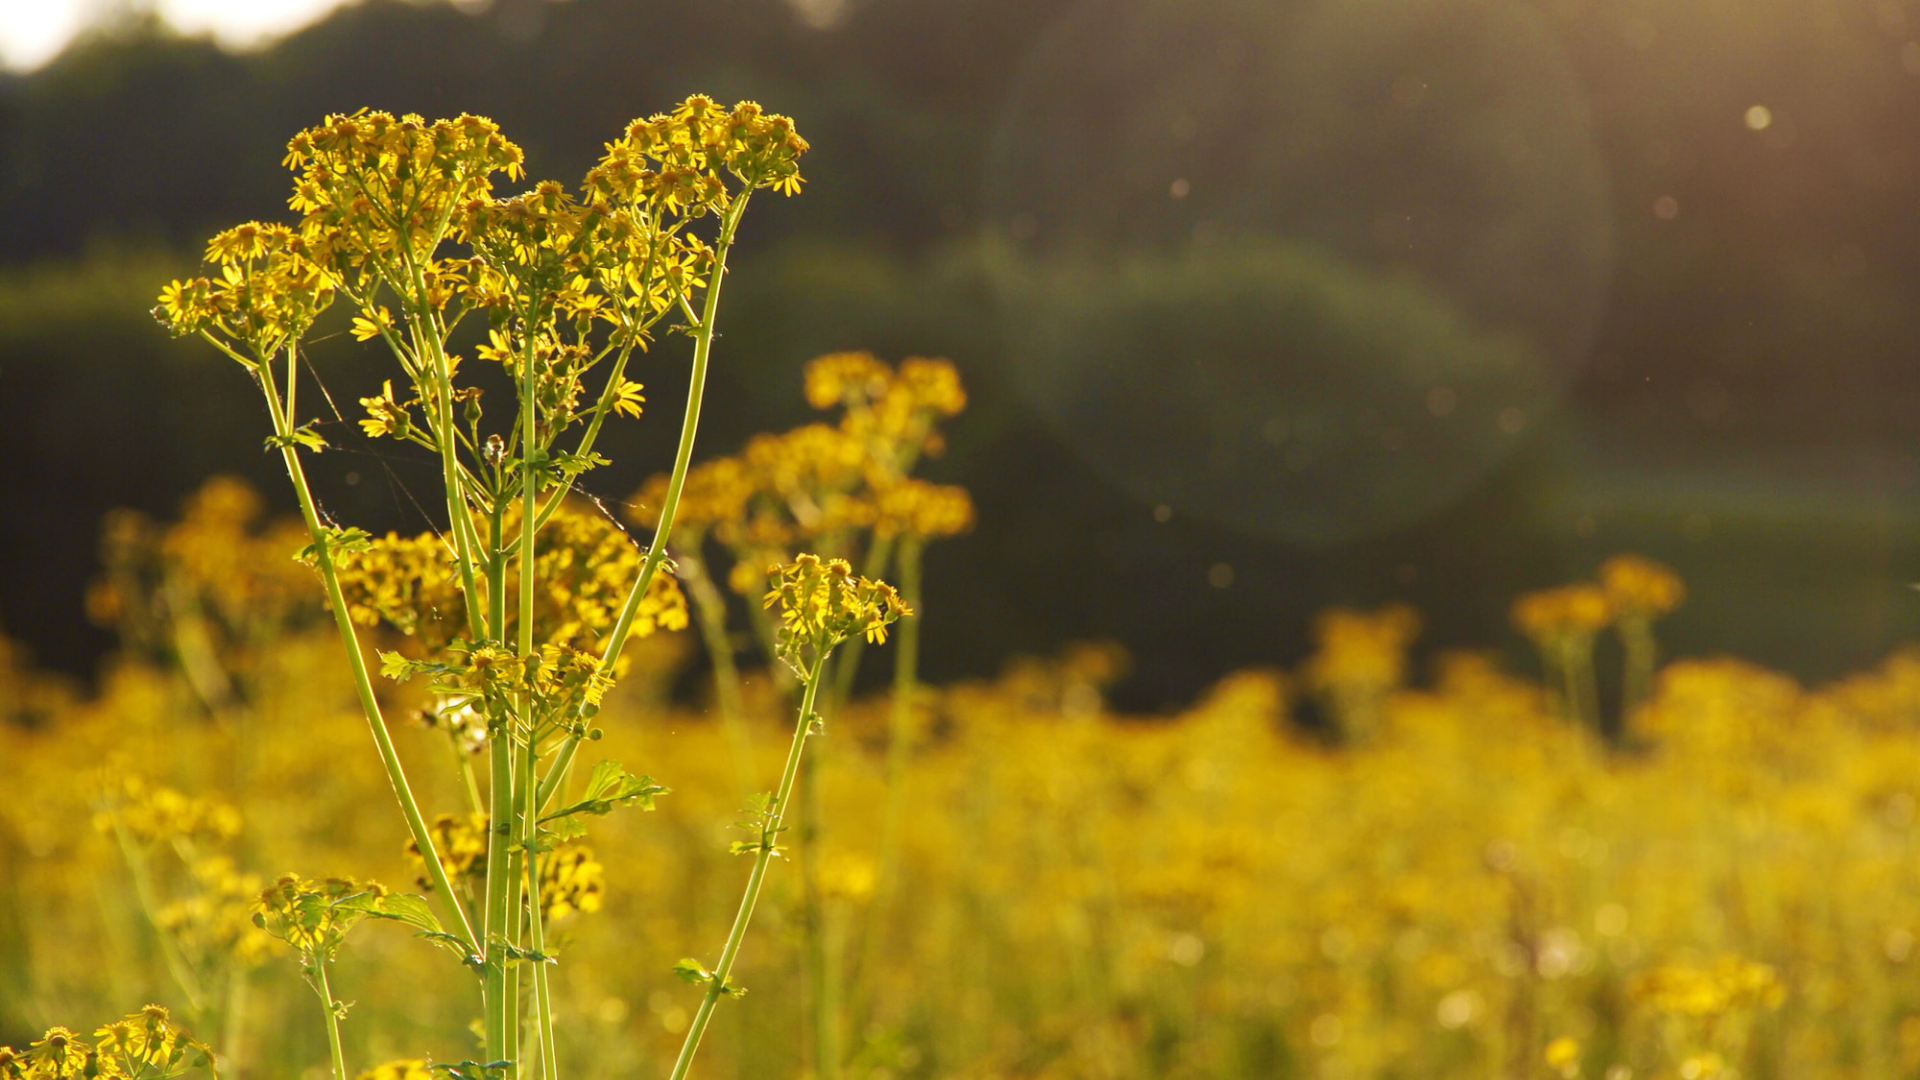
[251,874,389,964]
[325,530,459,643]
[154,857,273,971]
[763,554,909,664]
[93,777,242,848]
[158,98,803,382]
[628,353,972,604]
[0,1008,213,1080]
[538,843,606,921]
[285,111,523,262]
[1602,553,1687,618]
[1630,956,1785,1018]
[1510,583,1613,642]
[153,222,335,362]
[1510,555,1688,730]
[404,812,489,891]
[1302,604,1420,740]
[329,498,686,656]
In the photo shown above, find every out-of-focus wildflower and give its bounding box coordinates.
[1544,1036,1581,1078]
[154,857,273,971]
[1631,957,1785,1017]
[94,777,242,848]
[405,813,489,892]
[356,1061,434,1080]
[539,844,606,921]
[1512,583,1611,730]
[1603,554,1686,728]
[1301,604,1420,741]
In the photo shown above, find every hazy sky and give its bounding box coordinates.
[1,0,349,70]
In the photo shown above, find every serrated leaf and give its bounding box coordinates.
[540,760,668,823]
[297,525,373,563]
[380,651,457,684]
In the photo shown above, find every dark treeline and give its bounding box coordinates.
[6,0,1920,707]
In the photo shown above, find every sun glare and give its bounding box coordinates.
[0,0,350,71]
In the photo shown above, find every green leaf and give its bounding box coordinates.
[380,651,458,684]
[265,424,330,453]
[296,526,373,563]
[673,958,710,984]
[374,892,443,934]
[539,760,668,823]
[504,942,556,965]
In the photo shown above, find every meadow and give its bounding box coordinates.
[4,88,1919,1080]
[8,395,1920,1080]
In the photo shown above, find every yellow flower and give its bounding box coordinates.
[1510,584,1611,643]
[349,305,393,342]
[763,553,908,661]
[1601,553,1685,619]
[538,843,605,921]
[1544,1036,1580,1076]
[357,1061,434,1080]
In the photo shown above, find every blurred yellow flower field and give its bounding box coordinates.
[11,458,1920,1079]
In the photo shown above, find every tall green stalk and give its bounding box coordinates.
[667,656,826,1080]
[522,736,559,1080]
[537,191,752,813]
[250,343,479,959]
[800,750,837,1080]
[311,963,347,1080]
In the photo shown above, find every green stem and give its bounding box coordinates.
[109,822,207,1014]
[454,740,486,818]
[523,740,559,1080]
[222,966,249,1076]
[1619,617,1657,734]
[483,715,514,1063]
[498,292,544,1080]
[403,298,487,643]
[537,192,753,813]
[257,350,480,958]
[666,655,825,1080]
[801,750,837,1080]
[311,963,347,1080]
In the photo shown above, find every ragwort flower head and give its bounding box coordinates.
[763,553,909,665]
[803,351,895,410]
[91,1006,216,1080]
[1601,553,1686,620]
[154,222,335,363]
[871,479,975,541]
[252,874,389,966]
[285,110,523,268]
[586,97,810,211]
[0,1010,213,1080]
[1511,584,1611,645]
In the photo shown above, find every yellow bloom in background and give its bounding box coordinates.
[356,1061,434,1080]
[1601,554,1686,618]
